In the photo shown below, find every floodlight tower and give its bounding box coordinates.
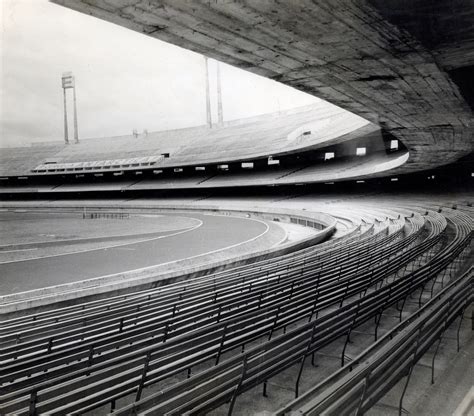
[61,72,79,144]
[204,57,212,128]
[216,62,224,126]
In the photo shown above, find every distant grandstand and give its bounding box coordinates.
[1,103,371,176]
[0,103,414,197]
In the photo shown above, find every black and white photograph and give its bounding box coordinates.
[0,1,473,415]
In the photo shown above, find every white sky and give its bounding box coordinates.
[0,0,320,148]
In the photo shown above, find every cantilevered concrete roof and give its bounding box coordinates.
[52,0,473,174]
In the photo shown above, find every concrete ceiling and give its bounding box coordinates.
[51,0,473,175]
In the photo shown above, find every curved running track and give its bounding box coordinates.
[0,213,270,295]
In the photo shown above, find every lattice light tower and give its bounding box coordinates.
[61,72,79,144]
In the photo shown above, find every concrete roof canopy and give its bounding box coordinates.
[51,0,473,175]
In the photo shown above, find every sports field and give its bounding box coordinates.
[0,210,283,294]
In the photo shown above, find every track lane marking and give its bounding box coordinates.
[0,248,38,254]
[0,218,203,265]
[76,215,271,283]
[8,215,272,295]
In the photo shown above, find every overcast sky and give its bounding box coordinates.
[0,0,321,148]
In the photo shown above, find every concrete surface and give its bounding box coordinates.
[0,203,335,317]
[0,103,373,177]
[0,212,276,295]
[52,0,473,174]
[0,211,197,246]
[0,211,201,262]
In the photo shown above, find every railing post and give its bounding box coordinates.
[119,318,125,333]
[215,323,228,365]
[308,289,320,322]
[227,355,248,416]
[374,307,384,341]
[268,306,281,340]
[341,301,360,367]
[29,390,38,416]
[355,372,370,416]
[399,325,424,416]
[88,345,94,367]
[136,351,152,401]
[217,304,222,322]
[295,321,318,398]
[431,318,448,384]
[47,337,54,353]
[162,322,170,343]
[456,304,467,352]
[339,280,350,308]
[289,281,295,300]
[258,292,263,309]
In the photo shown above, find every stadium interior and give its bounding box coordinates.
[0,1,473,416]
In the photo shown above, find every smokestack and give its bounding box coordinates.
[204,57,212,128]
[216,62,223,126]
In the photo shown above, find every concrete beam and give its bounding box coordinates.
[51,0,474,174]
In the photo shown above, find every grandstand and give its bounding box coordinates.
[1,1,473,416]
[0,193,472,416]
[0,103,372,178]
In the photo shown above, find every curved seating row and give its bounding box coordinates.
[108,213,450,415]
[0,200,471,416]
[0,217,376,354]
[0,208,444,415]
[0,150,408,193]
[276,220,472,415]
[127,211,468,416]
[0,216,388,394]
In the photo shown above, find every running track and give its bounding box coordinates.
[0,213,269,295]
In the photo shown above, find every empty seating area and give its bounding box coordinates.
[0,150,410,195]
[169,108,369,165]
[1,3,471,411]
[276,210,473,416]
[0,195,471,415]
[0,144,63,177]
[199,151,408,188]
[0,104,374,178]
[0,4,472,414]
[276,266,473,416]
